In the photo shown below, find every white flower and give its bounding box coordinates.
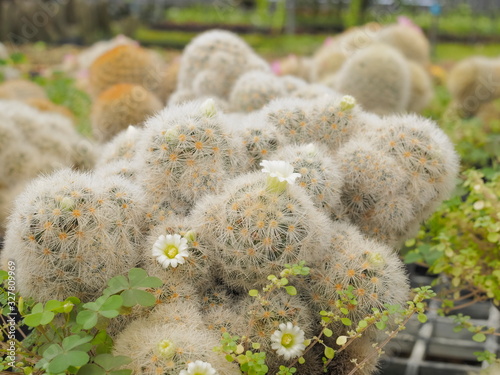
[260,160,301,184]
[179,360,218,375]
[340,95,356,111]
[157,339,175,358]
[152,234,189,268]
[200,98,217,117]
[125,125,138,139]
[270,322,306,361]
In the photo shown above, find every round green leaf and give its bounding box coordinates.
[323,328,333,337]
[121,289,156,307]
[324,347,335,360]
[48,351,89,373]
[284,286,297,296]
[77,310,98,329]
[77,364,105,375]
[472,333,486,343]
[417,314,428,323]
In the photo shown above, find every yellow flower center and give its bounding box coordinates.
[165,245,179,259]
[281,333,294,348]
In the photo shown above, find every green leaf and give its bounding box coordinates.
[48,351,89,373]
[358,320,367,328]
[77,364,105,375]
[417,314,428,323]
[324,347,335,359]
[375,321,386,330]
[284,286,297,296]
[77,310,98,330]
[24,310,55,327]
[100,295,123,312]
[340,318,352,326]
[128,268,162,288]
[298,357,305,364]
[44,300,63,312]
[62,335,93,351]
[251,343,261,350]
[121,289,156,307]
[323,328,333,337]
[42,344,64,361]
[472,333,486,343]
[94,354,132,371]
[104,275,129,295]
[248,289,259,297]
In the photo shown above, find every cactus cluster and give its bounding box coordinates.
[0,28,460,375]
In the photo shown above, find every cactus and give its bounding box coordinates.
[407,60,434,113]
[113,313,241,375]
[140,217,212,306]
[178,29,270,100]
[190,167,331,291]
[0,100,96,171]
[335,138,412,240]
[229,113,287,171]
[271,143,343,218]
[134,99,242,217]
[366,113,460,237]
[97,125,142,166]
[312,25,380,82]
[89,44,166,101]
[91,83,163,142]
[229,71,286,112]
[0,114,44,189]
[335,43,411,115]
[0,79,47,100]
[447,56,500,117]
[279,75,308,94]
[304,221,410,324]
[377,24,430,66]
[2,169,146,302]
[162,56,181,103]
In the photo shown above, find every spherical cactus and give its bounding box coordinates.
[447,56,500,117]
[335,43,411,115]
[305,221,410,325]
[233,114,287,172]
[190,164,331,291]
[140,217,211,306]
[167,89,198,106]
[263,97,313,144]
[98,125,143,166]
[0,79,47,100]
[407,60,434,113]
[306,94,369,151]
[89,44,166,101]
[135,99,242,216]
[2,169,146,302]
[271,143,343,218]
[91,83,163,142]
[0,100,97,171]
[377,24,430,66]
[229,71,286,112]
[113,315,241,375]
[366,113,459,231]
[178,29,270,100]
[233,289,321,374]
[336,138,408,216]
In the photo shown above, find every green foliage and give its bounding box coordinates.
[405,170,500,305]
[33,73,92,136]
[0,268,161,375]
